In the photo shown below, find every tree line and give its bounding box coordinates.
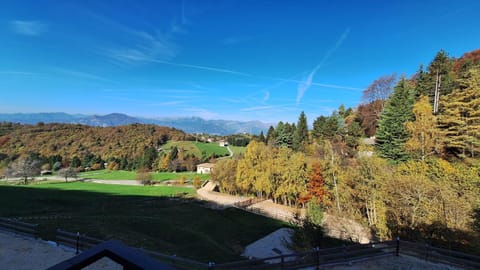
[212,49,480,253]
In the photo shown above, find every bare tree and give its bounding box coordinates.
[361,74,397,104]
[6,157,41,184]
[57,167,77,182]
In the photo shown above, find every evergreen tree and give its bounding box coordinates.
[375,78,416,161]
[293,111,308,151]
[258,131,266,143]
[266,126,276,145]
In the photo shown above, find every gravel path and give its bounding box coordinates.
[242,228,294,259]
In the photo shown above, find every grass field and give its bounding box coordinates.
[163,141,230,158]
[78,170,210,181]
[229,145,247,156]
[0,182,285,262]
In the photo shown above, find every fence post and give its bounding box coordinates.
[424,243,429,261]
[396,237,400,256]
[280,254,284,270]
[76,232,80,254]
[171,254,176,265]
[315,246,320,270]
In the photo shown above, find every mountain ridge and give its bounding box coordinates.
[0,112,271,135]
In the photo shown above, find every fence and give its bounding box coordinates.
[55,229,103,254]
[233,197,267,208]
[1,219,479,270]
[0,217,39,238]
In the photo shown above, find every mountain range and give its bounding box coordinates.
[0,113,271,135]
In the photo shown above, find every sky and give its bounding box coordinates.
[1,0,479,124]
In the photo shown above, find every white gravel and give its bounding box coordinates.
[0,231,121,270]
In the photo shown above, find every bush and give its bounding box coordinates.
[193,176,202,189]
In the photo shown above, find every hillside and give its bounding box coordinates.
[0,123,190,170]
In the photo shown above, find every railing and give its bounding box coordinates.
[0,217,39,238]
[397,240,480,269]
[1,219,479,270]
[234,197,267,208]
[55,228,103,254]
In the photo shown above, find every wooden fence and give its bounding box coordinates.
[0,217,39,238]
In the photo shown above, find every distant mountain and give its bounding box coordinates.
[0,112,271,135]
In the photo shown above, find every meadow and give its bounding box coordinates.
[0,181,285,262]
[78,170,211,182]
[162,141,230,158]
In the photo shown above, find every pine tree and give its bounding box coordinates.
[375,78,416,161]
[293,111,308,151]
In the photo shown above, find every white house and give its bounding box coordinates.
[219,140,228,147]
[196,163,215,174]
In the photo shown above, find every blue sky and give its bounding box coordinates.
[1,0,479,124]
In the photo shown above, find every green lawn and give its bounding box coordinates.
[229,145,247,156]
[162,140,229,158]
[0,182,285,262]
[78,170,210,182]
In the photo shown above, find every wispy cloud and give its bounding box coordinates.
[296,28,351,105]
[9,20,48,36]
[183,107,219,119]
[149,59,252,76]
[0,71,39,76]
[264,91,270,101]
[240,106,274,112]
[51,68,116,83]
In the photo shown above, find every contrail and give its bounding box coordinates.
[296,28,351,105]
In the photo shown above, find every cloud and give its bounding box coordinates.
[149,59,252,76]
[9,20,48,36]
[0,71,38,76]
[51,68,116,83]
[264,91,270,101]
[296,28,351,105]
[240,106,274,112]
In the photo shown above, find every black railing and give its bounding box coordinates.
[0,217,39,238]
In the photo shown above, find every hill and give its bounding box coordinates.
[0,113,271,135]
[0,122,190,170]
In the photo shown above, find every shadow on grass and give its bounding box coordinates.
[0,182,286,263]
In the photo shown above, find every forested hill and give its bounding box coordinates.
[0,123,191,168]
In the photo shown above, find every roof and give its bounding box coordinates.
[197,163,215,168]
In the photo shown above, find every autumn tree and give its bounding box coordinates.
[439,66,480,158]
[211,158,238,194]
[405,95,440,160]
[299,161,327,206]
[375,78,415,161]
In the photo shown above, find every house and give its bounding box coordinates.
[219,140,228,147]
[196,163,215,174]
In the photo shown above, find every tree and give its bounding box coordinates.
[293,111,309,151]
[361,74,397,104]
[136,168,153,185]
[405,96,440,160]
[57,167,77,182]
[258,131,266,143]
[375,78,416,161]
[299,161,327,206]
[6,157,40,184]
[211,159,238,194]
[439,66,480,158]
